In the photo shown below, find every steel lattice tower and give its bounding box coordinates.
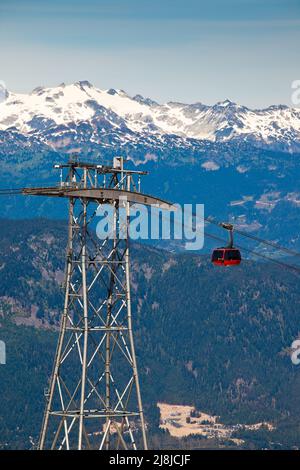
[23,157,173,450]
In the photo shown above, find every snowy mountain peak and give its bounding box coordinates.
[106,88,119,95]
[216,99,234,107]
[133,94,159,107]
[31,86,47,95]
[0,81,300,152]
[213,99,248,112]
[75,80,93,89]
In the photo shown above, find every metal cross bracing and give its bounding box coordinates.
[22,157,175,450]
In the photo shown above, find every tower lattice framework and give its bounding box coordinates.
[22,157,174,450]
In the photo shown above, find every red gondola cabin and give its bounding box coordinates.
[211,247,241,266]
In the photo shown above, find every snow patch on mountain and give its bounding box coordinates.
[201,161,220,171]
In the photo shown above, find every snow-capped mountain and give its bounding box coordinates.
[1,82,300,253]
[1,80,300,153]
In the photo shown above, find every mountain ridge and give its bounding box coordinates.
[2,82,300,255]
[1,81,300,153]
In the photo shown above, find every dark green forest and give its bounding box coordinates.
[0,219,300,449]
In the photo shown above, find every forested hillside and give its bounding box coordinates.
[0,219,300,449]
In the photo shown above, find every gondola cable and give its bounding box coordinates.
[1,186,300,269]
[154,211,300,275]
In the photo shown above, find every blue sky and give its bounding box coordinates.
[0,0,299,107]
